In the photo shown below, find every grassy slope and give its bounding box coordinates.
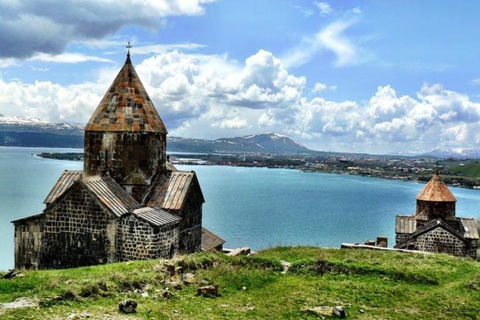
[1,247,480,320]
[449,162,480,177]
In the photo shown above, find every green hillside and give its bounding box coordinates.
[449,161,480,176]
[1,247,479,319]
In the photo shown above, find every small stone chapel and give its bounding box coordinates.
[12,50,224,269]
[395,171,478,258]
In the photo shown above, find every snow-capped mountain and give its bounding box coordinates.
[0,114,83,134]
[0,115,314,153]
[212,132,311,154]
[0,114,83,147]
[421,147,480,159]
[168,133,313,154]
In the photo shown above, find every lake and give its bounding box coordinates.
[1,147,480,270]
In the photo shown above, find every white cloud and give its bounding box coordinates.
[471,78,480,85]
[318,19,357,67]
[30,53,114,64]
[281,14,368,68]
[1,49,480,154]
[0,58,17,68]
[0,0,216,59]
[295,5,314,17]
[314,2,334,15]
[312,82,337,93]
[133,43,205,55]
[212,117,248,129]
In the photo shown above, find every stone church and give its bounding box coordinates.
[395,171,478,258]
[12,51,224,269]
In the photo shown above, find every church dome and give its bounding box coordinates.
[416,171,456,202]
[84,53,167,133]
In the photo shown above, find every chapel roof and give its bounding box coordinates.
[395,215,417,234]
[84,53,167,133]
[416,171,457,202]
[409,219,465,242]
[83,176,141,217]
[132,207,180,227]
[44,170,82,205]
[146,171,205,211]
[459,218,480,240]
[201,227,225,251]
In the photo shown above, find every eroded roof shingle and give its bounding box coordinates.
[133,207,180,227]
[44,170,82,205]
[83,176,140,217]
[147,171,204,211]
[459,218,480,239]
[201,227,225,251]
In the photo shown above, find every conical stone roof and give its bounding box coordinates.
[416,171,456,202]
[84,54,167,133]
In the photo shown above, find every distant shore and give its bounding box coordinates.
[36,151,480,190]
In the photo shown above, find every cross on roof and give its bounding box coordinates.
[126,41,132,55]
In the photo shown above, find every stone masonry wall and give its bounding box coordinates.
[14,217,44,269]
[395,233,412,246]
[41,184,116,269]
[117,215,179,260]
[416,227,465,257]
[175,185,203,253]
[416,200,456,221]
[84,131,166,186]
[465,239,478,259]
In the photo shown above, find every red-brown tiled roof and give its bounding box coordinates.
[416,171,457,202]
[84,54,167,133]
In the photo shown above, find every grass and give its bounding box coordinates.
[449,161,480,177]
[1,247,480,319]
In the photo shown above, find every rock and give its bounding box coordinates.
[2,269,25,279]
[197,285,220,297]
[280,261,291,274]
[168,281,183,290]
[333,306,346,318]
[140,291,149,298]
[165,263,176,277]
[226,247,251,257]
[302,306,334,317]
[81,312,91,318]
[0,297,39,310]
[182,273,195,285]
[66,314,78,320]
[119,300,137,314]
[162,289,175,299]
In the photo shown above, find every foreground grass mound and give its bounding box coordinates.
[1,247,479,319]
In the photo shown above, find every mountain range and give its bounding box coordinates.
[0,114,312,154]
[2,114,480,158]
[420,148,480,159]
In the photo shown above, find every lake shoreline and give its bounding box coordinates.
[36,151,479,191]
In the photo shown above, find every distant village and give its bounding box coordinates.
[169,153,480,189]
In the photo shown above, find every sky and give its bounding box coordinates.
[1,0,480,154]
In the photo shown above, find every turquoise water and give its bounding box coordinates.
[1,147,480,270]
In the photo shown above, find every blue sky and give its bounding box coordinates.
[1,0,480,154]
